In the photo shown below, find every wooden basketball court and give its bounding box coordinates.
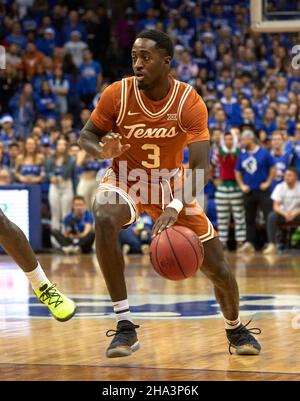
[1,251,300,381]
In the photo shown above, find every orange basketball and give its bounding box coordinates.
[150,225,204,281]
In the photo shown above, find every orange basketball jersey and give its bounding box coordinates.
[91,75,209,174]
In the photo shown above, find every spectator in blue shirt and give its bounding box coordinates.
[174,17,195,50]
[276,76,289,103]
[260,107,277,138]
[192,41,209,71]
[36,28,56,57]
[235,129,276,252]
[270,131,292,190]
[5,22,27,49]
[139,7,157,31]
[202,32,217,62]
[276,103,295,137]
[35,81,57,120]
[51,195,95,254]
[221,86,243,127]
[78,49,103,108]
[285,122,300,175]
[62,10,87,44]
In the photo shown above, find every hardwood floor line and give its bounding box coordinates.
[0,362,299,377]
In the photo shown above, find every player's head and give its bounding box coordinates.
[132,29,174,90]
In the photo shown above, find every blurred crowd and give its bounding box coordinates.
[1,0,300,254]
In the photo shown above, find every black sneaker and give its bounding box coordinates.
[226,320,261,355]
[106,320,140,358]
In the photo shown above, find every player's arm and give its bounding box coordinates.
[78,82,130,160]
[78,119,108,160]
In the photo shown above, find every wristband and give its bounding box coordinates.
[166,198,184,213]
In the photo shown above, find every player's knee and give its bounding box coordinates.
[202,262,233,286]
[93,206,118,233]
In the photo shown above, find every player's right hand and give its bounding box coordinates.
[99,133,131,159]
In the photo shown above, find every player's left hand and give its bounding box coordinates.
[152,208,179,237]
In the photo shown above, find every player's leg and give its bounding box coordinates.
[0,208,76,321]
[201,237,261,355]
[175,203,261,355]
[93,190,140,358]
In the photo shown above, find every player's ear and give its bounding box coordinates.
[164,56,172,66]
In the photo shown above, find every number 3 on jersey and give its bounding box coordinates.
[141,144,160,168]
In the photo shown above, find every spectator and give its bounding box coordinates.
[7,142,20,170]
[79,108,91,129]
[9,83,35,139]
[260,107,277,138]
[270,131,292,190]
[5,22,27,49]
[192,40,209,71]
[202,32,217,62]
[14,137,45,185]
[0,142,10,168]
[220,86,242,127]
[0,65,21,114]
[22,42,44,80]
[0,167,12,185]
[36,27,56,57]
[51,195,95,255]
[214,131,246,249]
[276,102,296,137]
[35,80,57,120]
[49,66,70,115]
[286,122,300,176]
[177,50,199,84]
[62,10,87,44]
[6,43,22,69]
[263,167,300,255]
[64,30,88,68]
[0,115,16,149]
[235,129,276,252]
[78,49,103,108]
[45,137,76,231]
[174,17,195,50]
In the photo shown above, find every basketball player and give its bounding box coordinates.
[0,209,76,321]
[79,30,261,357]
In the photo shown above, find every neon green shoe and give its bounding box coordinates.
[35,282,76,322]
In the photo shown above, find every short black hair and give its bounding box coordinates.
[135,29,174,58]
[287,167,299,177]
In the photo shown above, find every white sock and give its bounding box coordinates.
[113,299,133,323]
[24,262,50,292]
[224,316,241,330]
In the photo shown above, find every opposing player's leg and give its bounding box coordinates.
[93,190,139,358]
[175,203,261,355]
[0,209,76,322]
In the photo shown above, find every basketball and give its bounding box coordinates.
[150,226,204,281]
